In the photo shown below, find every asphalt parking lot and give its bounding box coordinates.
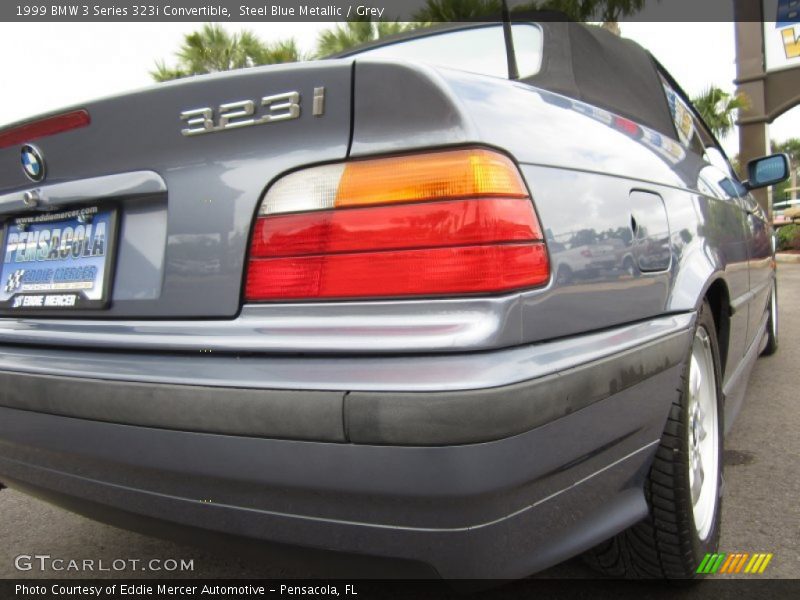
[1,264,798,583]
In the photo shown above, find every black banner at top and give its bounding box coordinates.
[0,0,783,23]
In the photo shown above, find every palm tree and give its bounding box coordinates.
[253,39,304,65]
[536,0,646,21]
[729,153,743,180]
[316,0,651,56]
[414,0,502,20]
[152,1,655,81]
[773,138,800,201]
[592,0,648,23]
[152,24,301,82]
[315,18,424,56]
[691,86,750,139]
[411,0,651,39]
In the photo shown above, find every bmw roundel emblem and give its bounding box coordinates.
[20,144,45,182]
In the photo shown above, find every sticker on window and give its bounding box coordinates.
[663,84,695,148]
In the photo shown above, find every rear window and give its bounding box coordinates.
[351,24,543,79]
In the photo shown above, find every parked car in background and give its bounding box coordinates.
[777,196,800,223]
[773,197,799,225]
[0,19,788,580]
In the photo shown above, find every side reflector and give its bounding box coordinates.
[0,110,91,149]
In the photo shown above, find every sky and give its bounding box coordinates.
[0,21,798,157]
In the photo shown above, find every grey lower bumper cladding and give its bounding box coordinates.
[0,368,672,579]
[346,328,690,445]
[0,326,691,445]
[0,371,345,442]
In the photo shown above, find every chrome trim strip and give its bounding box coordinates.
[0,297,522,353]
[729,275,773,314]
[0,313,694,391]
[0,171,166,216]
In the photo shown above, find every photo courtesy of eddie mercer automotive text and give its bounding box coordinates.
[14,583,354,596]
[0,4,793,585]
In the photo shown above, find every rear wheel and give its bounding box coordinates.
[761,280,778,356]
[585,300,724,579]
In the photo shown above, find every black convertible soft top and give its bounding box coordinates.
[341,17,678,140]
[528,20,676,139]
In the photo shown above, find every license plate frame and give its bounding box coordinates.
[0,206,118,313]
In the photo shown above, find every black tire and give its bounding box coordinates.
[585,300,724,579]
[761,279,778,356]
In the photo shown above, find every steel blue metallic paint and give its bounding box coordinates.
[0,61,353,318]
[0,27,781,580]
[0,314,693,391]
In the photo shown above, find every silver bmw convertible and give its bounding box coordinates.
[0,20,789,579]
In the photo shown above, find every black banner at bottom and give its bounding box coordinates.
[3,579,800,600]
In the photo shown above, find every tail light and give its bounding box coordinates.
[245,148,550,301]
[0,110,90,149]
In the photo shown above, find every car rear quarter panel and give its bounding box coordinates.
[0,59,749,364]
[352,62,745,347]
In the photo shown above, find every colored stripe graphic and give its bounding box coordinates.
[720,553,737,573]
[719,554,739,573]
[698,552,773,575]
[745,553,774,574]
[697,553,714,574]
[719,553,751,574]
[697,553,726,574]
[734,553,750,573]
[759,554,774,573]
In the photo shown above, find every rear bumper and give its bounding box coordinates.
[0,315,692,578]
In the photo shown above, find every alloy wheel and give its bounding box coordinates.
[687,326,720,541]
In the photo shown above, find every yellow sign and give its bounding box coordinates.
[765,0,800,71]
[781,27,800,58]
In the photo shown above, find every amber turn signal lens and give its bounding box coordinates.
[335,148,528,209]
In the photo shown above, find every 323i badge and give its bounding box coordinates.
[0,206,117,311]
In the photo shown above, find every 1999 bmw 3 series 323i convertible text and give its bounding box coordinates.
[0,21,789,580]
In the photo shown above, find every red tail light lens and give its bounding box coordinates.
[246,148,550,301]
[0,110,90,149]
[250,199,541,258]
[246,245,548,300]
